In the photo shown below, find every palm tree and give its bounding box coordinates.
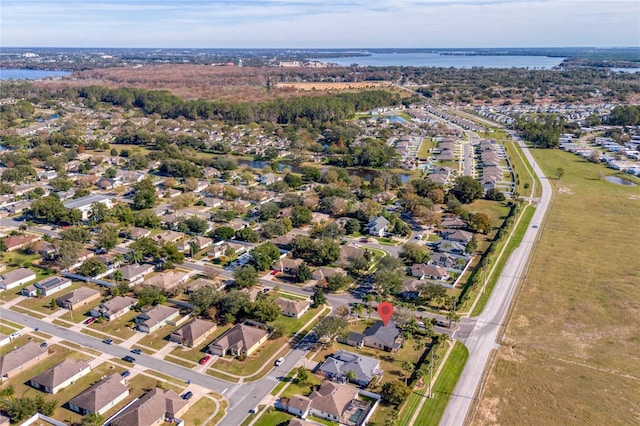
[413,339,425,363]
[113,253,125,265]
[346,370,357,383]
[447,310,461,328]
[112,270,124,283]
[401,361,415,385]
[81,412,104,426]
[352,304,364,321]
[127,249,143,264]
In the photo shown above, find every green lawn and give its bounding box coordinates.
[88,309,138,339]
[136,324,177,350]
[253,408,294,426]
[417,138,435,158]
[278,373,323,400]
[169,324,231,363]
[181,396,219,426]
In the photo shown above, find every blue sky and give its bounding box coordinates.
[2,0,639,48]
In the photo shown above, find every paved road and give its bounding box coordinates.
[440,138,552,425]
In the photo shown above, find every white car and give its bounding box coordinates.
[275,357,285,366]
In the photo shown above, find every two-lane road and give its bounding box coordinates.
[440,139,552,426]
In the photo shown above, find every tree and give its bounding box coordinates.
[250,242,281,271]
[381,380,411,405]
[135,286,166,307]
[251,298,281,322]
[556,167,565,181]
[447,310,461,327]
[213,226,235,241]
[96,225,119,251]
[234,227,260,243]
[132,177,156,210]
[450,176,483,204]
[325,273,353,292]
[258,202,281,221]
[60,226,91,243]
[110,280,130,297]
[163,243,184,264]
[190,286,222,315]
[466,235,478,254]
[55,239,84,269]
[344,218,361,235]
[234,265,258,288]
[315,316,349,342]
[312,288,327,307]
[399,243,431,265]
[296,262,312,283]
[81,412,104,426]
[296,366,309,384]
[401,361,415,385]
[470,212,492,234]
[79,258,108,277]
[346,370,357,383]
[291,205,313,227]
[217,289,251,324]
[284,173,303,189]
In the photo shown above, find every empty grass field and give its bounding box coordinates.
[473,149,640,425]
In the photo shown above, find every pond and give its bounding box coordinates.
[237,159,414,184]
[604,176,637,186]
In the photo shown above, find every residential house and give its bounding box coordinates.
[311,212,332,225]
[185,278,222,294]
[63,194,113,220]
[178,236,213,253]
[135,305,180,333]
[55,287,101,310]
[338,244,366,267]
[143,271,189,293]
[312,266,338,282]
[318,350,383,387]
[68,374,129,416]
[127,226,151,240]
[207,241,247,259]
[442,229,474,244]
[270,234,295,250]
[202,197,224,208]
[109,388,188,426]
[285,381,359,423]
[118,263,155,284]
[430,252,462,269]
[410,263,450,282]
[0,342,50,378]
[287,419,316,426]
[401,279,422,299]
[154,230,185,244]
[90,296,137,321]
[0,334,10,348]
[29,359,91,394]
[433,240,467,256]
[31,241,56,258]
[3,234,39,251]
[347,320,403,353]
[22,276,72,297]
[440,216,466,229]
[372,191,397,204]
[0,268,36,290]
[96,177,121,190]
[5,200,32,215]
[273,258,303,275]
[207,323,269,357]
[169,318,217,347]
[260,173,282,185]
[275,298,311,319]
[366,216,390,237]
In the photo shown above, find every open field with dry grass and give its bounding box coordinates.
[472,149,640,425]
[275,81,392,91]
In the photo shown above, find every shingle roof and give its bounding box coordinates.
[320,350,380,384]
[209,324,268,353]
[308,381,358,418]
[30,359,89,389]
[171,319,216,345]
[68,374,128,413]
[110,388,186,426]
[0,342,48,376]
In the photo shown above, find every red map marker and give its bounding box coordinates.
[378,301,394,327]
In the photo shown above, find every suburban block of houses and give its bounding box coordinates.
[29,359,91,394]
[208,323,269,357]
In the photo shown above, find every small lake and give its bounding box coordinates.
[605,176,637,186]
[0,69,72,80]
[237,159,413,184]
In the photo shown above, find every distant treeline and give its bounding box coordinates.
[607,105,640,126]
[75,86,401,125]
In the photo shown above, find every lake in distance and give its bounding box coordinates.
[0,69,72,80]
[317,52,567,69]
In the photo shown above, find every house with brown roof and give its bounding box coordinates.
[207,323,269,358]
[287,418,317,426]
[143,270,189,292]
[56,287,101,310]
[207,241,247,259]
[0,342,50,378]
[312,266,339,282]
[410,263,450,282]
[273,258,303,275]
[275,298,311,319]
[0,267,36,290]
[155,230,184,244]
[338,244,366,267]
[29,359,91,394]
[185,277,223,294]
[3,234,39,251]
[285,381,359,423]
[90,296,137,321]
[135,305,180,333]
[127,226,152,240]
[68,373,129,416]
[170,318,217,347]
[109,388,187,426]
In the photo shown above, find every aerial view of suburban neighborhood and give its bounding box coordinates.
[0,3,639,426]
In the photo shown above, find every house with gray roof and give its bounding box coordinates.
[109,388,187,426]
[0,267,36,290]
[90,296,136,321]
[135,305,180,333]
[29,359,91,394]
[0,342,50,378]
[207,323,269,357]
[347,320,403,353]
[170,318,217,347]
[366,216,390,237]
[55,287,101,310]
[68,373,129,416]
[118,263,154,284]
[318,350,383,387]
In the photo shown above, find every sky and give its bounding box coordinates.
[2,0,639,48]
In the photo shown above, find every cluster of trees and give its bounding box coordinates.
[189,286,282,325]
[607,105,640,125]
[0,386,57,422]
[290,235,340,266]
[28,196,81,225]
[514,115,563,148]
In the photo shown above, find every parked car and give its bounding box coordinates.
[84,317,96,325]
[360,238,369,243]
[249,406,258,413]
[103,338,114,345]
[121,370,130,378]
[199,355,211,365]
[131,348,143,355]
[182,391,193,400]
[122,355,136,363]
[275,357,285,366]
[39,342,48,348]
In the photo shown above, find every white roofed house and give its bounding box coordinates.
[63,194,113,221]
[22,276,72,297]
[0,268,36,290]
[367,216,391,237]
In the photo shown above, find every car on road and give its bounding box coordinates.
[199,355,211,365]
[103,338,114,345]
[360,238,369,243]
[84,317,96,325]
[275,357,285,366]
[121,370,130,377]
[131,348,143,355]
[181,391,193,400]
[532,225,539,228]
[249,406,258,413]
[435,320,447,327]
[271,270,278,275]
[40,342,48,348]
[122,355,136,363]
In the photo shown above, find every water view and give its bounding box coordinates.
[0,69,72,80]
[318,52,566,69]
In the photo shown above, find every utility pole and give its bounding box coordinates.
[428,350,434,398]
